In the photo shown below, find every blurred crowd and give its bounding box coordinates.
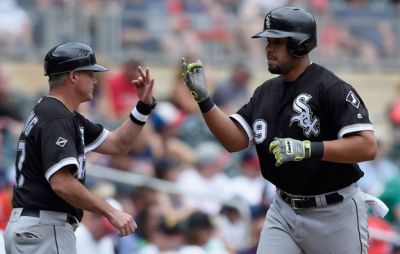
[1,0,400,254]
[1,0,400,67]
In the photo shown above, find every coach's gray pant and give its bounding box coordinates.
[257,184,369,254]
[4,208,77,254]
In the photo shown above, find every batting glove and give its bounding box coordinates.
[269,138,312,167]
[181,57,208,102]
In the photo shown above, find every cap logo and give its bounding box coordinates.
[77,49,89,58]
[265,15,271,29]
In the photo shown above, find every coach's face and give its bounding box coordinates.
[265,37,295,75]
[75,71,97,102]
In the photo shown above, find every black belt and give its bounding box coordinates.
[21,209,77,226]
[279,191,344,209]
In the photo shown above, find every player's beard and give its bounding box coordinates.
[268,65,282,74]
[268,61,292,75]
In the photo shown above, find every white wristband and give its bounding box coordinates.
[131,107,149,123]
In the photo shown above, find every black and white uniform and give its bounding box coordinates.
[4,96,109,254]
[230,63,377,254]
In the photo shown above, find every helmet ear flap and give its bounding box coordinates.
[287,36,314,58]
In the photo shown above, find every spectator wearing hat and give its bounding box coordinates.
[116,202,163,254]
[176,141,230,215]
[149,101,195,165]
[211,61,252,115]
[229,148,274,207]
[217,202,252,253]
[155,159,196,222]
[177,211,229,254]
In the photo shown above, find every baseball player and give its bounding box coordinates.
[4,42,157,254]
[182,6,388,254]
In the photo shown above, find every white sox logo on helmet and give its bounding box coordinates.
[265,15,271,29]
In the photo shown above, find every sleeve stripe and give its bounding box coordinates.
[338,124,374,138]
[85,129,109,153]
[45,157,79,181]
[229,113,254,143]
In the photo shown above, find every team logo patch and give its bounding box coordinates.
[346,91,360,109]
[290,93,320,137]
[56,137,68,147]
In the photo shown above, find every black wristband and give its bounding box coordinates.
[198,97,215,113]
[129,114,146,125]
[136,97,157,115]
[311,142,324,159]
[129,97,157,125]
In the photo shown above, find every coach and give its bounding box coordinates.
[4,42,157,254]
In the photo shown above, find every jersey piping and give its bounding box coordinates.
[230,113,253,143]
[45,157,79,181]
[84,129,109,153]
[338,124,374,138]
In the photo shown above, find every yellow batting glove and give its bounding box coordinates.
[181,57,208,102]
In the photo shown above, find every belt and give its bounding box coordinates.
[279,191,344,209]
[21,209,78,226]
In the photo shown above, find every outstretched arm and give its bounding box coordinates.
[182,58,248,152]
[95,66,156,155]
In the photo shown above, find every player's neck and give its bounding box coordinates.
[282,57,312,82]
[48,91,80,112]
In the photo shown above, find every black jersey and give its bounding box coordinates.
[12,96,108,220]
[231,63,373,195]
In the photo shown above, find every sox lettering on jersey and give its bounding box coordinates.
[290,93,320,137]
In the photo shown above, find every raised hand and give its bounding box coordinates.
[181,57,208,102]
[132,66,154,105]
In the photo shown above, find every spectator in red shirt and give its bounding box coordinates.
[105,58,141,119]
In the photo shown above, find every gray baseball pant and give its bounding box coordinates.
[257,184,369,254]
[4,208,78,254]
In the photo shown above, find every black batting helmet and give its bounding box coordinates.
[44,42,108,76]
[252,6,317,57]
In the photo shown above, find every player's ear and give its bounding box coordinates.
[68,71,79,84]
